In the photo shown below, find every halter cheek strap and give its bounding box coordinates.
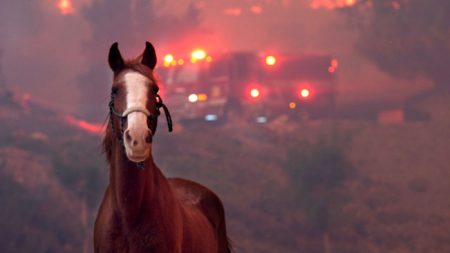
[156,94,173,132]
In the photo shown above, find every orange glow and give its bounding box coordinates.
[191,49,207,61]
[64,115,103,135]
[309,0,357,10]
[265,56,277,66]
[250,88,260,98]
[57,0,75,15]
[177,59,185,65]
[21,93,31,110]
[198,93,208,101]
[289,102,297,109]
[224,8,242,16]
[392,1,401,10]
[206,56,213,63]
[331,59,339,68]
[300,89,310,98]
[328,59,338,73]
[250,5,263,14]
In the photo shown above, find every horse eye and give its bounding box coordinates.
[111,87,119,94]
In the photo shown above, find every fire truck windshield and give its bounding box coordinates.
[175,63,200,83]
[160,63,201,86]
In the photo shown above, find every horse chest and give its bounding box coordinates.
[100,220,180,253]
[95,191,180,253]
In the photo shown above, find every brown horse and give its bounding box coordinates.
[94,42,232,253]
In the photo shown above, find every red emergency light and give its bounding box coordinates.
[246,85,263,101]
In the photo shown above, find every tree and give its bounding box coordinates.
[0,49,4,88]
[285,133,354,253]
[0,50,5,89]
[342,0,450,94]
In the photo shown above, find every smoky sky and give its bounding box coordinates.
[0,1,44,38]
[1,0,89,112]
[81,0,201,59]
[0,0,45,89]
[348,0,450,87]
[78,0,202,120]
[0,0,439,120]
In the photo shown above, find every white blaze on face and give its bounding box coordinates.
[122,71,152,161]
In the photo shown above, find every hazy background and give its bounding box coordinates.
[0,0,449,252]
[2,0,442,117]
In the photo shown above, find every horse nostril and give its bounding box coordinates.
[125,130,132,142]
[124,130,138,146]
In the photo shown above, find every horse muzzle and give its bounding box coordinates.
[123,128,152,162]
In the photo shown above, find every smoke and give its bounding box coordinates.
[0,50,4,87]
[342,0,450,90]
[0,0,89,113]
[0,0,44,90]
[1,0,437,118]
[0,0,203,119]
[0,0,44,37]
[78,0,202,120]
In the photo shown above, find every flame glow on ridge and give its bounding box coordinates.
[57,0,75,15]
[64,115,104,135]
[310,0,357,10]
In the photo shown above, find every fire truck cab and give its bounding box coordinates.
[158,50,337,123]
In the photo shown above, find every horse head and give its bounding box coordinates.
[107,42,171,163]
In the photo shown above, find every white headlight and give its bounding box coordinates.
[188,94,198,103]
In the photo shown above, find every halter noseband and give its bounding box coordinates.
[109,91,173,169]
[122,106,152,118]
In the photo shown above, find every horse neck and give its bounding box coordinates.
[109,141,178,226]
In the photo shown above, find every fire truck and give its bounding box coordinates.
[158,49,337,123]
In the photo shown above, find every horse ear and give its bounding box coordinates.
[141,41,157,70]
[108,42,125,72]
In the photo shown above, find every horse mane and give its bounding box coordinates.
[102,56,160,164]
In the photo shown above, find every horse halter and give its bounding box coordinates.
[108,89,173,169]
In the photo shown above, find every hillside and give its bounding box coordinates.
[0,147,84,253]
[1,88,450,252]
[0,89,106,253]
[154,91,450,252]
